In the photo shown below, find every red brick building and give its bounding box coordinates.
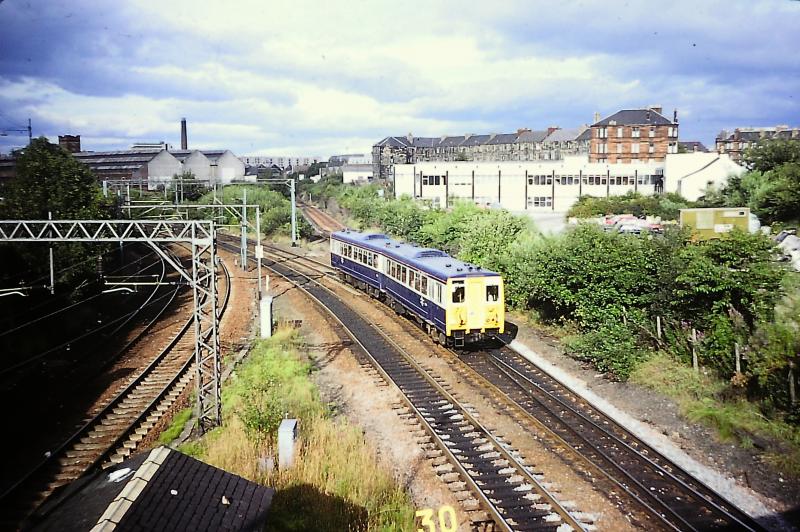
[590,107,679,163]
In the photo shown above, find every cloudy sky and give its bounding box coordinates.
[0,0,798,157]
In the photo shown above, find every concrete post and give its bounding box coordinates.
[278,419,298,469]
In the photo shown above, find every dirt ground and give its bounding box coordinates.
[265,268,476,529]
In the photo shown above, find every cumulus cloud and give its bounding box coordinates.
[0,0,798,155]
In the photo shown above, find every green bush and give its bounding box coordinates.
[565,320,650,380]
[567,191,691,220]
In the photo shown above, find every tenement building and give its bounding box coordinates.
[372,127,591,180]
[715,126,800,163]
[589,107,679,163]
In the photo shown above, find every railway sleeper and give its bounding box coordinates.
[72,442,106,452]
[439,472,461,483]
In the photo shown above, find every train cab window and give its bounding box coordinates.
[486,285,499,302]
[452,281,465,303]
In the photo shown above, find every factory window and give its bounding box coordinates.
[649,126,655,138]
[648,143,655,154]
[597,127,607,138]
[452,281,465,303]
[631,143,640,154]
[617,127,623,138]
[486,285,499,302]
[632,127,640,138]
[528,196,552,208]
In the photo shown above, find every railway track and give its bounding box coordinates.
[0,248,231,529]
[245,232,766,531]
[456,347,766,532]
[299,203,346,236]
[237,239,588,531]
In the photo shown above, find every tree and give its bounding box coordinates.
[0,137,111,219]
[743,139,800,172]
[172,170,205,202]
[0,138,113,287]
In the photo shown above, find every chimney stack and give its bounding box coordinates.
[593,111,601,124]
[58,134,81,153]
[180,118,188,150]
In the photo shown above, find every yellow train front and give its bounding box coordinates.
[330,230,505,347]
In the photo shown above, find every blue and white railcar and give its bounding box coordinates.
[330,230,504,346]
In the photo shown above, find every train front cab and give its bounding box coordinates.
[445,275,504,347]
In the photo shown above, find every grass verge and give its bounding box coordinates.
[631,352,800,476]
[179,327,416,530]
[157,407,193,445]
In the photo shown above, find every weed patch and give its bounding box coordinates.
[157,407,193,445]
[184,328,416,530]
[632,353,800,476]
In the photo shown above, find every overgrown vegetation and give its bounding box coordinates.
[182,329,416,530]
[566,191,692,220]
[195,185,314,239]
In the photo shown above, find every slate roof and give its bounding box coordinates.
[439,136,467,148]
[30,447,273,532]
[410,137,439,148]
[486,133,519,145]
[333,230,500,281]
[461,134,491,147]
[575,128,592,142]
[516,130,549,143]
[543,127,587,142]
[374,136,411,148]
[593,109,674,127]
[679,141,709,152]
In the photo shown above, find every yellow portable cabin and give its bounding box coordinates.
[679,207,751,241]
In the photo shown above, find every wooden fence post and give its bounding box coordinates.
[656,315,662,340]
[692,328,699,374]
[735,342,741,374]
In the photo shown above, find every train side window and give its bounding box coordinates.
[435,283,442,304]
[421,276,428,295]
[486,285,499,302]
[452,282,465,303]
[400,266,407,284]
[414,273,421,292]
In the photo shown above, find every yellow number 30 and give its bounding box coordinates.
[416,505,457,532]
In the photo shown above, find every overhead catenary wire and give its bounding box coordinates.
[0,253,167,338]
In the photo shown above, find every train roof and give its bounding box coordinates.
[332,230,500,280]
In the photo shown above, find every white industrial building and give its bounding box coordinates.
[342,163,374,184]
[74,148,247,188]
[393,153,744,212]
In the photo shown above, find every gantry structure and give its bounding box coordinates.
[0,220,222,430]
